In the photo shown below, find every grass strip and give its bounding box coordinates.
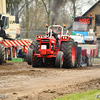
[54,89,100,100]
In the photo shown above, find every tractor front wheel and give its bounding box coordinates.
[27,48,33,65]
[55,51,63,68]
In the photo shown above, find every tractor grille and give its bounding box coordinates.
[41,39,49,42]
[41,43,49,49]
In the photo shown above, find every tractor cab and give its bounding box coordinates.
[1,14,20,39]
[72,21,88,32]
[0,0,20,40]
[70,21,96,44]
[36,25,64,52]
[35,25,64,55]
[47,25,63,39]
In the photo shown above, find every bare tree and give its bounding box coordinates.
[70,0,76,17]
[25,0,29,38]
[6,0,25,23]
[19,0,97,30]
[41,0,50,25]
[28,0,47,29]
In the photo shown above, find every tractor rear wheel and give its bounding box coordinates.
[61,41,76,68]
[0,44,4,65]
[31,39,43,67]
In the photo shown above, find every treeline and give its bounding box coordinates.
[6,0,97,30]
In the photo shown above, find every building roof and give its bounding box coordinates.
[83,0,100,16]
[67,0,100,30]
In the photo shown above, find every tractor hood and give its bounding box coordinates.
[72,31,88,36]
[72,31,88,43]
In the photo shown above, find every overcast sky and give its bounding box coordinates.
[82,0,99,14]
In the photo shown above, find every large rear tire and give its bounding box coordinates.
[31,39,43,67]
[0,44,4,65]
[32,39,40,52]
[61,41,76,68]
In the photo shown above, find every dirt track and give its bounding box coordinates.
[0,62,100,100]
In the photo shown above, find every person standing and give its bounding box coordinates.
[18,46,27,61]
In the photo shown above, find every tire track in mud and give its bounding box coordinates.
[36,78,100,100]
[0,62,100,100]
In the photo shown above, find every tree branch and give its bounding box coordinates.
[41,0,49,14]
[18,0,34,13]
[18,3,25,13]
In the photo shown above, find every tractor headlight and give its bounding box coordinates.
[62,36,65,39]
[65,37,67,39]
[37,36,43,38]
[38,36,40,38]
[62,36,68,39]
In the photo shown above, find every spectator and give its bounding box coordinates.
[18,46,27,61]
[16,46,19,57]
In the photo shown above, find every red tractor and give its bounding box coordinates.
[27,25,76,68]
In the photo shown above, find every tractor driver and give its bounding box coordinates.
[45,29,59,44]
[18,46,27,61]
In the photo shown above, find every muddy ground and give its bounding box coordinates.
[0,62,100,100]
